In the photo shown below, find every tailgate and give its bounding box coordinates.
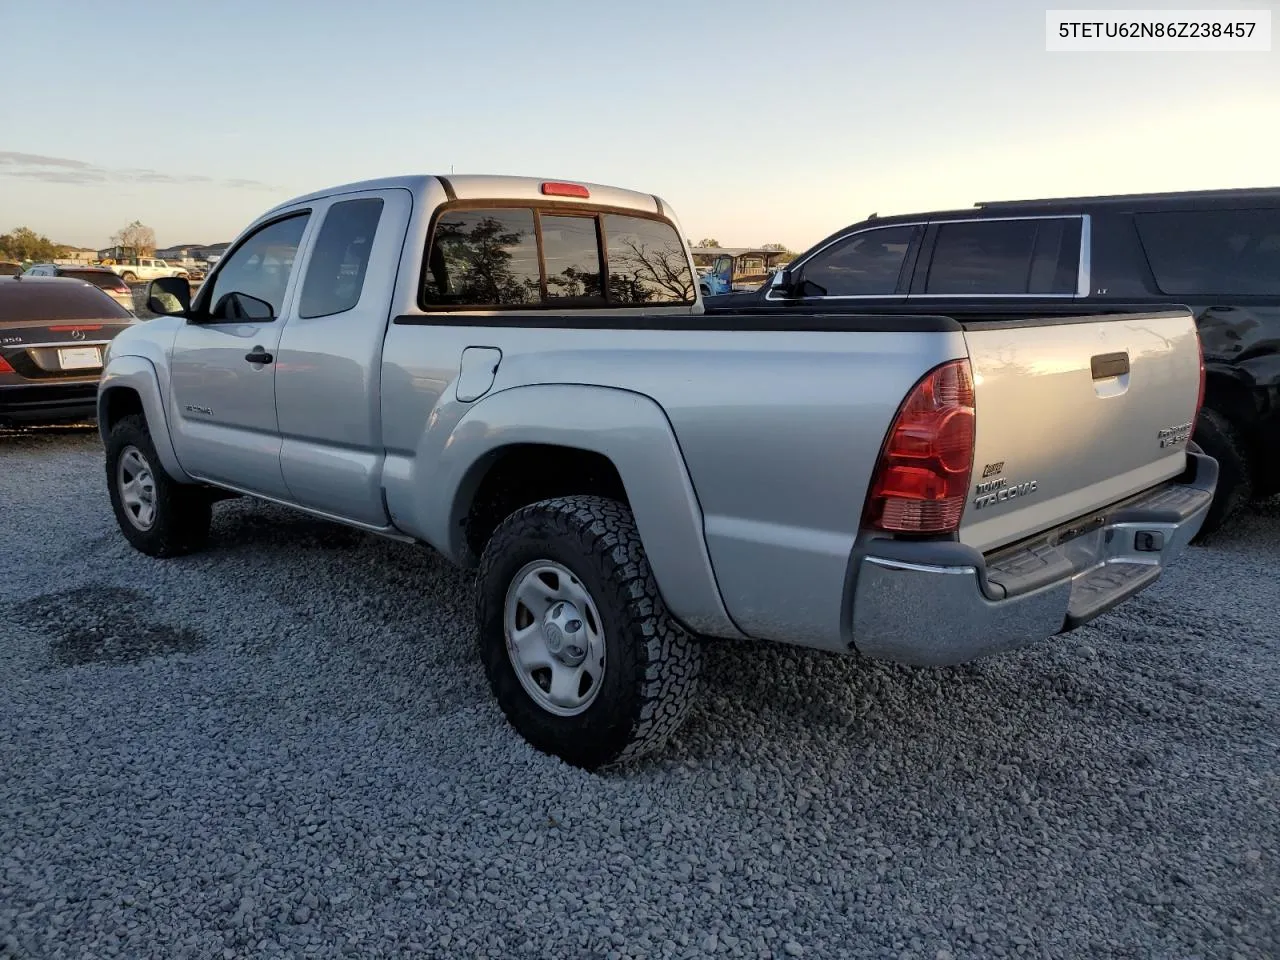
[959,309,1201,553]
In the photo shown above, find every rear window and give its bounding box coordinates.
[540,215,603,302]
[603,214,696,304]
[0,279,132,322]
[421,206,695,309]
[63,270,128,292]
[1135,208,1280,296]
[924,218,1080,295]
[423,209,542,307]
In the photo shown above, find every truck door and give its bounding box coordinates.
[274,188,411,526]
[167,209,312,498]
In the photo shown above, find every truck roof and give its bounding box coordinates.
[266,174,668,219]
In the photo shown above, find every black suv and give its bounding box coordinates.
[705,187,1280,538]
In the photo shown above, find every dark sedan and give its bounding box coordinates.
[0,275,138,425]
[22,263,136,313]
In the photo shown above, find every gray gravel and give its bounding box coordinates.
[2,427,1277,960]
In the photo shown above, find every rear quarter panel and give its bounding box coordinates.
[380,319,966,649]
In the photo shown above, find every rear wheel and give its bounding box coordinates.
[106,414,212,557]
[120,271,137,283]
[1191,407,1253,542]
[476,495,702,769]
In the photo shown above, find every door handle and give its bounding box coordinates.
[1090,351,1129,380]
[245,348,273,365]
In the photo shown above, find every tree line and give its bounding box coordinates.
[0,220,158,263]
[688,238,799,258]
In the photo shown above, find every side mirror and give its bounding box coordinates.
[146,276,191,316]
[770,268,796,296]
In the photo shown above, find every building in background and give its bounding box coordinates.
[690,246,792,294]
[53,248,99,265]
[152,242,232,268]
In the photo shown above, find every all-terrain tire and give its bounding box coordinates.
[476,495,702,769]
[1191,407,1253,542]
[105,414,212,557]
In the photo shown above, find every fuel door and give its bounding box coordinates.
[456,346,503,402]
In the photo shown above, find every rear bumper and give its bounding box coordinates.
[848,449,1217,667]
[0,381,99,423]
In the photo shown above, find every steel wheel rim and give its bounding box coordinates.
[117,445,157,531]
[503,560,607,717]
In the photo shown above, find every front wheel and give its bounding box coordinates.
[106,414,212,557]
[476,496,702,769]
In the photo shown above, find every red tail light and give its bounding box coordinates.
[0,356,13,374]
[863,358,976,535]
[1193,330,1206,433]
[540,181,590,198]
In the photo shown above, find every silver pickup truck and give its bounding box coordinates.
[97,174,1216,769]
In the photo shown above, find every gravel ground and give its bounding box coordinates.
[1,428,1276,960]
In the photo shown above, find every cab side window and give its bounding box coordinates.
[298,199,385,318]
[205,213,310,321]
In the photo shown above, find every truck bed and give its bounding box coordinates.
[383,302,1202,648]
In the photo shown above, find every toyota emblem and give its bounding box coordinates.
[70,329,86,341]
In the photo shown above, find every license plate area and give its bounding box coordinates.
[57,347,102,371]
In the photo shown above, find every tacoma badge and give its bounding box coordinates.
[1157,421,1192,448]
[973,476,1039,510]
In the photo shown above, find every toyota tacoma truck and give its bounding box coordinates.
[96,174,1216,769]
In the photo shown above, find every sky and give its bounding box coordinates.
[2,0,1277,252]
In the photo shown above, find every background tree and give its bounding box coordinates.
[696,238,721,248]
[0,226,66,262]
[109,220,157,258]
[761,242,798,259]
